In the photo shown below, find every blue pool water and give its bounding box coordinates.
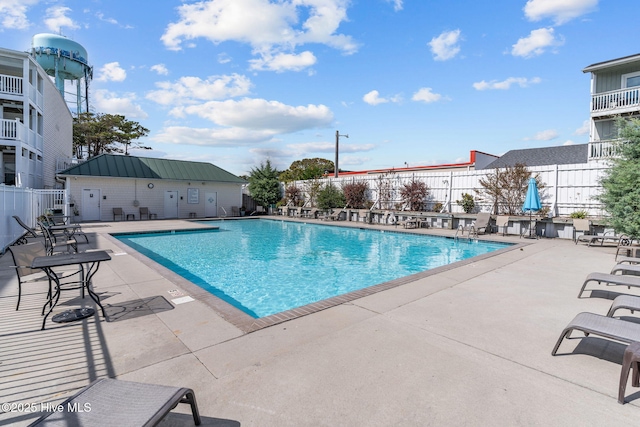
[114,220,510,318]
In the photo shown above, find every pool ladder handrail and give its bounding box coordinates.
[455,224,478,241]
[219,206,228,218]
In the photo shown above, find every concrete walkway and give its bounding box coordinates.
[1,218,640,426]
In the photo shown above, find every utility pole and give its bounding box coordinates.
[335,130,349,178]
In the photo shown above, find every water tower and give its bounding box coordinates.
[30,33,93,114]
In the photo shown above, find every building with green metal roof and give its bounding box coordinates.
[58,154,247,221]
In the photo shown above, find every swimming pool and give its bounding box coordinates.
[113,219,511,318]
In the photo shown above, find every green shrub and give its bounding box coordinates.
[570,210,588,219]
[456,193,475,213]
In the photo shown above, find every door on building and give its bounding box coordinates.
[82,189,101,221]
[164,190,179,218]
[204,192,217,218]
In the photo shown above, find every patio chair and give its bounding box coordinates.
[577,271,640,298]
[113,207,125,221]
[611,264,640,276]
[12,215,40,243]
[7,242,81,311]
[30,378,201,426]
[551,312,640,356]
[140,207,157,220]
[473,212,492,235]
[607,295,640,317]
[38,221,78,255]
[41,214,90,244]
[301,207,318,219]
[496,215,510,236]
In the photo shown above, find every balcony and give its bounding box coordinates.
[588,139,624,160]
[0,74,23,95]
[0,118,22,140]
[590,87,640,117]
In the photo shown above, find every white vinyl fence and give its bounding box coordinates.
[1,185,67,251]
[289,162,609,217]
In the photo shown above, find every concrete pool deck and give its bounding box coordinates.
[2,217,640,426]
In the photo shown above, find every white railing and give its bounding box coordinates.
[1,186,67,251]
[56,157,86,173]
[0,74,23,95]
[588,139,624,160]
[0,119,21,140]
[591,87,640,114]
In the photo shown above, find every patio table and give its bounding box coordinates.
[32,251,111,330]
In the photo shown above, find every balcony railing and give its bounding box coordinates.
[1,119,22,140]
[0,74,23,95]
[591,87,640,115]
[56,157,86,173]
[588,139,625,160]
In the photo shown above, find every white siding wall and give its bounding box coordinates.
[67,176,243,221]
[41,63,72,189]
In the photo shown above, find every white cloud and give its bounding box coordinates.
[563,140,576,146]
[179,98,334,133]
[362,90,401,106]
[524,129,559,141]
[44,6,79,32]
[387,0,403,11]
[249,51,317,72]
[146,74,252,105]
[152,126,275,147]
[511,27,564,58]
[161,0,357,72]
[411,87,442,103]
[428,29,462,61]
[95,12,118,25]
[92,89,148,119]
[97,62,127,82]
[0,0,38,29]
[524,0,598,25]
[218,53,232,64]
[473,77,542,90]
[575,120,590,135]
[150,64,169,75]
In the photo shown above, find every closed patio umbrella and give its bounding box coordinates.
[522,178,541,238]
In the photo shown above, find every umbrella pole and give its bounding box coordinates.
[529,210,533,238]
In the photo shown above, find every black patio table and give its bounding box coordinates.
[31,251,111,330]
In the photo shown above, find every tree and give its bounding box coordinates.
[73,112,150,158]
[248,160,282,207]
[279,158,334,182]
[597,117,640,237]
[342,180,369,208]
[475,163,545,215]
[317,183,346,209]
[285,184,303,206]
[400,179,429,211]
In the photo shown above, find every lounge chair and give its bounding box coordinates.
[401,217,419,229]
[611,264,640,275]
[496,215,510,236]
[139,207,157,220]
[607,295,640,317]
[301,208,318,219]
[551,312,640,356]
[30,378,201,426]
[577,272,640,298]
[113,207,125,221]
[573,219,594,244]
[473,212,492,235]
[41,214,90,244]
[617,256,640,265]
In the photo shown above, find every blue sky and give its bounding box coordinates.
[1,0,636,176]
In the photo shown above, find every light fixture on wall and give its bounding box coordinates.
[147,183,154,189]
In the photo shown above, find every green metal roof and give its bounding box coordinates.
[58,154,246,183]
